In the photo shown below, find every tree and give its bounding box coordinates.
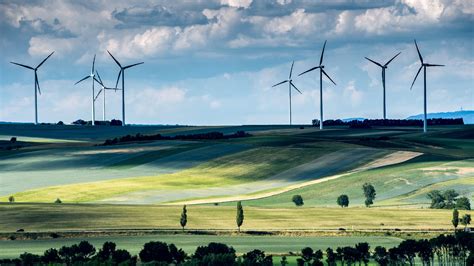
[373,246,389,266]
[55,198,62,204]
[452,209,459,230]
[193,242,236,265]
[139,241,172,263]
[8,196,14,203]
[180,205,187,231]
[455,197,471,210]
[362,183,376,207]
[236,201,244,232]
[301,247,314,264]
[443,189,459,208]
[416,239,433,266]
[41,248,61,264]
[428,190,445,208]
[292,195,304,206]
[337,194,349,208]
[326,248,336,266]
[355,242,370,265]
[461,214,471,229]
[280,256,288,266]
[242,249,272,266]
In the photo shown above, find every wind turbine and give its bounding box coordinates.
[75,55,98,125]
[365,51,401,119]
[107,50,143,126]
[298,40,336,130]
[10,51,54,125]
[94,71,121,121]
[272,61,303,125]
[410,40,444,133]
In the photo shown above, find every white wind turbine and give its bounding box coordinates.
[10,51,54,125]
[93,71,121,121]
[75,55,98,125]
[272,61,303,125]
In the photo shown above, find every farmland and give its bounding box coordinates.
[0,123,472,259]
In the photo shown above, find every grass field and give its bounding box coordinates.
[0,203,469,232]
[0,124,472,236]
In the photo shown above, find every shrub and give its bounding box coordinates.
[8,195,14,203]
[337,194,349,207]
[55,198,62,204]
[292,195,304,206]
[242,249,272,266]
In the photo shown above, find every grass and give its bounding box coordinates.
[0,234,402,259]
[237,156,473,207]
[0,203,469,232]
[5,145,345,203]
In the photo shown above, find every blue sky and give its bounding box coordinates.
[0,0,472,125]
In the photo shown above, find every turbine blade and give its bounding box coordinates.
[414,39,423,63]
[410,66,423,90]
[124,62,144,69]
[320,40,327,65]
[93,76,103,86]
[298,66,320,76]
[35,73,41,95]
[75,75,91,85]
[107,50,122,68]
[92,54,96,73]
[365,57,382,68]
[95,71,103,84]
[425,63,444,67]
[384,52,401,66]
[290,82,302,94]
[115,70,122,88]
[10,62,34,70]
[36,51,54,69]
[322,69,336,85]
[94,89,102,101]
[272,80,288,87]
[289,61,294,79]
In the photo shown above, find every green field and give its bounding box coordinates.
[0,124,473,259]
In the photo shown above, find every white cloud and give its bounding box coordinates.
[28,36,78,57]
[220,0,253,9]
[343,80,363,106]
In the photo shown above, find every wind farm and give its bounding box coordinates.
[0,1,472,265]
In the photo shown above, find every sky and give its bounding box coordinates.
[0,0,472,125]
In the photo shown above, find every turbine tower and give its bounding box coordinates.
[365,51,401,119]
[410,40,444,133]
[107,50,143,126]
[94,71,120,121]
[10,51,54,125]
[75,55,97,125]
[298,40,336,130]
[272,61,303,125]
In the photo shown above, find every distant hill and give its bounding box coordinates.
[341,117,365,122]
[407,110,474,124]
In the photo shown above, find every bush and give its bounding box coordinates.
[10,137,16,143]
[8,195,14,203]
[455,197,471,210]
[55,198,62,204]
[292,195,304,206]
[337,194,349,207]
[57,121,64,125]
[241,249,272,266]
[139,241,172,263]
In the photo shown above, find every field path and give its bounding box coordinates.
[167,150,422,205]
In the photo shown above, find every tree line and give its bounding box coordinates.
[312,118,464,128]
[1,231,472,266]
[102,131,251,145]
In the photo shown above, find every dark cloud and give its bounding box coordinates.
[112,5,209,28]
[18,18,76,38]
[244,0,395,17]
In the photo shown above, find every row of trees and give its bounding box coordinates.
[312,118,464,128]
[102,131,251,145]
[292,183,377,208]
[2,232,472,266]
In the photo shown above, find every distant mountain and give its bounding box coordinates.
[407,110,474,124]
[341,117,366,122]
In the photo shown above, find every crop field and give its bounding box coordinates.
[0,124,472,259]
